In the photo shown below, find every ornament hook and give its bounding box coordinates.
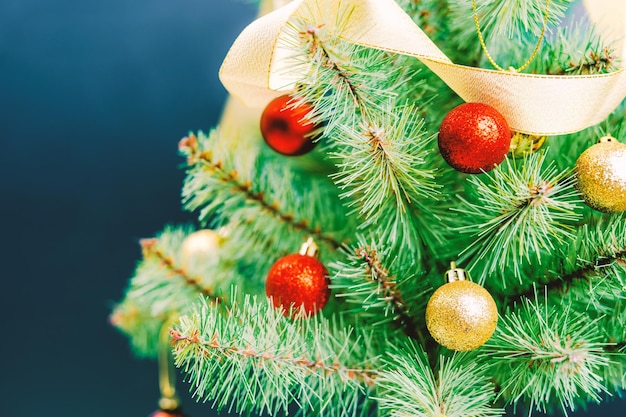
[299,237,319,257]
[445,261,468,283]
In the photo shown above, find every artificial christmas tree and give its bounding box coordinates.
[112,0,626,416]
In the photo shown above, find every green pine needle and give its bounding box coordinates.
[557,213,626,308]
[449,0,572,45]
[329,235,429,341]
[112,225,221,357]
[483,291,613,414]
[281,12,419,131]
[330,103,440,213]
[278,12,443,257]
[376,340,502,417]
[455,151,581,287]
[171,291,379,416]
[110,300,166,359]
[181,130,352,269]
[527,22,620,75]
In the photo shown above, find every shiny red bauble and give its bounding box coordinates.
[266,253,330,316]
[438,102,512,174]
[260,94,320,156]
[149,410,187,417]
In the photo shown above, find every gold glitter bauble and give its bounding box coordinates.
[425,280,498,351]
[508,132,547,158]
[575,136,626,213]
[181,229,223,265]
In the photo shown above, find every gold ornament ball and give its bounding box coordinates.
[508,132,547,158]
[181,229,223,265]
[425,280,498,351]
[576,137,626,213]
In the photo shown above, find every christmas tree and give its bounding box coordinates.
[111,0,626,416]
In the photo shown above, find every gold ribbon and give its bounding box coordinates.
[219,0,626,136]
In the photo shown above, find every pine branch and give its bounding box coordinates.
[171,292,379,417]
[181,131,351,268]
[140,237,218,300]
[376,340,503,417]
[502,213,626,309]
[113,226,221,357]
[506,248,626,304]
[528,23,620,75]
[482,291,613,415]
[110,300,166,358]
[330,106,440,214]
[197,150,342,249]
[330,236,428,342]
[285,17,400,130]
[455,151,581,288]
[281,13,445,256]
[329,110,445,256]
[448,0,572,51]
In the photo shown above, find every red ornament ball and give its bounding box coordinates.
[260,94,320,156]
[149,410,187,417]
[438,102,512,174]
[266,253,330,316]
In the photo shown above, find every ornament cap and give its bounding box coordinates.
[445,261,468,283]
[299,237,319,257]
[599,134,617,143]
[158,396,181,412]
[508,131,547,158]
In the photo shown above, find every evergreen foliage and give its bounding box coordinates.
[483,291,613,415]
[113,0,626,416]
[171,292,378,417]
[377,341,502,417]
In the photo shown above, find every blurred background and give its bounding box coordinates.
[0,0,622,416]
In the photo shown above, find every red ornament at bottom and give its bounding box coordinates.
[266,249,330,316]
[260,94,321,156]
[149,410,187,417]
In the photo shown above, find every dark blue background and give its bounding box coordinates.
[0,0,622,416]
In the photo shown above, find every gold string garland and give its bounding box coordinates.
[472,0,551,72]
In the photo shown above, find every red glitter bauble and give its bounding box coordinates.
[438,102,512,174]
[260,94,320,156]
[149,410,187,417]
[266,253,330,315]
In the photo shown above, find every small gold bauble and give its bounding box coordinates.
[508,132,547,158]
[425,279,498,351]
[575,136,626,213]
[181,229,223,265]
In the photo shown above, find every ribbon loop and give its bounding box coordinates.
[220,0,626,136]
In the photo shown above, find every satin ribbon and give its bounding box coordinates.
[219,0,626,136]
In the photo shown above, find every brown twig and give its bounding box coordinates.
[193,150,343,250]
[170,328,377,386]
[357,245,425,343]
[140,238,222,303]
[506,249,626,304]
